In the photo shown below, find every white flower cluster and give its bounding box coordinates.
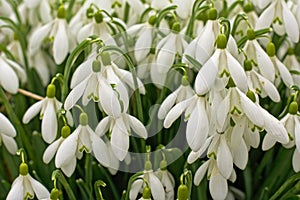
[1,0,300,199]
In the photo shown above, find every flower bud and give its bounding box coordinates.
[246,90,256,103]
[19,163,28,176]
[144,160,152,171]
[177,184,188,200]
[92,59,101,72]
[171,22,181,33]
[181,75,189,86]
[289,101,298,115]
[61,125,71,138]
[86,7,94,19]
[244,59,253,71]
[142,186,151,199]
[80,112,89,126]
[46,84,56,98]
[266,42,276,57]
[247,28,256,40]
[50,188,60,200]
[208,8,218,20]
[101,52,111,66]
[148,15,156,26]
[57,5,66,19]
[216,34,227,49]
[160,160,167,170]
[244,2,254,13]
[94,11,103,24]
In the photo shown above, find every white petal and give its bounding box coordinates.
[135,28,152,62]
[53,20,69,64]
[22,99,44,124]
[95,116,111,137]
[217,135,233,179]
[255,2,275,30]
[274,58,294,87]
[55,129,79,167]
[2,134,18,155]
[262,133,277,151]
[282,1,299,42]
[0,113,16,137]
[77,23,94,43]
[43,138,63,164]
[253,40,275,82]
[129,178,143,200]
[158,88,180,119]
[226,51,248,93]
[216,92,230,131]
[195,50,220,95]
[6,176,24,200]
[111,120,129,161]
[231,125,248,169]
[237,89,264,127]
[262,109,289,144]
[294,118,300,153]
[90,131,110,167]
[293,149,300,172]
[164,97,193,128]
[0,58,19,93]
[61,157,77,177]
[29,23,52,55]
[194,160,210,185]
[41,100,58,143]
[186,98,209,151]
[64,79,88,110]
[209,170,228,200]
[29,175,50,199]
[70,55,94,88]
[157,34,176,73]
[149,173,165,200]
[128,115,147,139]
[6,59,27,84]
[99,79,122,117]
[254,71,280,102]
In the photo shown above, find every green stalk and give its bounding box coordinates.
[98,165,120,200]
[269,172,300,200]
[52,170,76,200]
[94,180,106,200]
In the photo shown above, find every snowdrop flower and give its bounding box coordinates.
[242,29,275,82]
[0,55,26,94]
[156,22,187,74]
[266,42,294,87]
[158,75,194,120]
[261,107,289,151]
[0,113,18,155]
[245,59,280,102]
[164,95,209,151]
[29,5,75,64]
[130,161,166,200]
[128,15,157,63]
[64,55,145,117]
[55,112,109,177]
[283,48,300,86]
[195,34,248,96]
[262,101,300,172]
[95,110,147,161]
[193,157,235,200]
[256,0,299,43]
[6,162,50,200]
[155,160,175,200]
[22,0,52,24]
[22,84,61,143]
[216,86,264,132]
[42,125,70,165]
[77,10,116,44]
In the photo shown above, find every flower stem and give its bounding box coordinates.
[52,170,76,200]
